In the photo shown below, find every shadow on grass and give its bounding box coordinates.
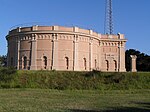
[69,107,149,112]
[132,102,150,109]
[69,101,150,112]
[69,109,100,112]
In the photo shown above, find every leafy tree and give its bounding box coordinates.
[0,55,7,67]
[125,49,150,71]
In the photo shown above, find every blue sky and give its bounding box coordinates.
[0,0,150,55]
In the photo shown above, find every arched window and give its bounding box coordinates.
[83,58,86,70]
[95,59,97,69]
[114,60,117,71]
[65,57,69,70]
[23,56,27,69]
[106,60,109,71]
[43,56,47,69]
[11,57,13,66]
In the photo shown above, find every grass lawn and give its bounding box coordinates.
[0,89,149,112]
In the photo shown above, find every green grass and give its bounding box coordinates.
[0,68,149,111]
[0,68,150,90]
[0,89,149,112]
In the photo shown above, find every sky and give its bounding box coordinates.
[0,0,150,55]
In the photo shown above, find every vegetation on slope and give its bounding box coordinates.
[0,67,150,90]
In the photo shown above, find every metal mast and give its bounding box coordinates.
[104,0,114,34]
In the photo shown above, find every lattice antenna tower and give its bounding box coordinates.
[104,0,114,34]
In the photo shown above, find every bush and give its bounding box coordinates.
[0,67,16,82]
[0,68,150,90]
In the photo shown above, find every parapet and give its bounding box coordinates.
[8,25,99,36]
[7,25,126,40]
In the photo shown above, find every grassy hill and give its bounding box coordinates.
[0,67,149,112]
[0,67,150,90]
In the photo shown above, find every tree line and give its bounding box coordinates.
[0,49,150,71]
[125,49,150,71]
[0,55,7,67]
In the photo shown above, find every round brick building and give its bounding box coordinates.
[6,25,127,72]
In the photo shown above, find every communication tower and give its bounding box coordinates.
[104,0,114,34]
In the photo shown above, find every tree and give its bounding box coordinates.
[125,49,150,71]
[0,55,7,67]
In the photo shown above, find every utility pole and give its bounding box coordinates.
[104,0,114,35]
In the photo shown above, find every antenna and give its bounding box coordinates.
[104,0,114,34]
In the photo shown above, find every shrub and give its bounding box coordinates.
[0,68,150,90]
[0,67,16,82]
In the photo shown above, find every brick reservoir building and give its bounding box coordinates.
[6,25,127,72]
